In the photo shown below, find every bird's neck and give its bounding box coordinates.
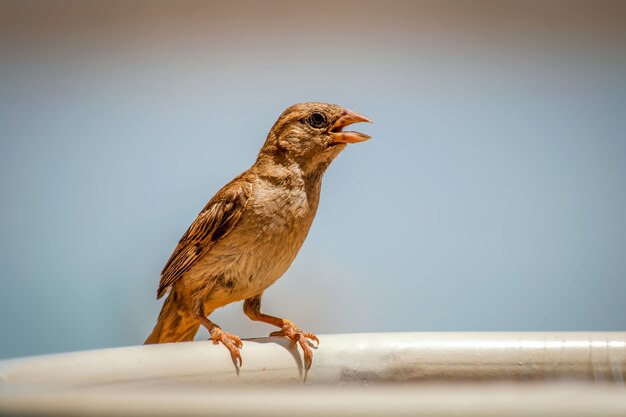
[253,152,325,191]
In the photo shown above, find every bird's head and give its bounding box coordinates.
[258,102,372,175]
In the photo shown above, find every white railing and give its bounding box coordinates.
[1,332,625,416]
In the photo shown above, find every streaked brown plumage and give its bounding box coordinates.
[145,102,371,369]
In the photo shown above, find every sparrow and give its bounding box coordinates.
[145,102,371,370]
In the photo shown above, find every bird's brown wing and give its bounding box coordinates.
[157,182,251,299]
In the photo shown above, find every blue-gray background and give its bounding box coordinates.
[1,1,625,359]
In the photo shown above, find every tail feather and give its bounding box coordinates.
[145,292,200,344]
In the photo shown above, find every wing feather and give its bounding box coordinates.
[156,182,250,298]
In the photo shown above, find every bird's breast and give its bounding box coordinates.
[191,176,321,305]
[242,178,319,279]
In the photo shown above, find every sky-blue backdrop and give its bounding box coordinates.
[1,1,625,359]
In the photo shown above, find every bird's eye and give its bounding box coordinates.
[306,112,328,129]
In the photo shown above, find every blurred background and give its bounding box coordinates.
[1,1,625,359]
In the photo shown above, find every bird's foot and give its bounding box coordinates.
[210,327,243,367]
[270,320,319,370]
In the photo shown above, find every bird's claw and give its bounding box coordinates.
[270,321,319,370]
[210,327,243,367]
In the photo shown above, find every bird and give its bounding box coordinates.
[145,102,371,370]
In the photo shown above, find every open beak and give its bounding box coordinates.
[330,109,372,144]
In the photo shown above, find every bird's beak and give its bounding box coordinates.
[330,109,372,144]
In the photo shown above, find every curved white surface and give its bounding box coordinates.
[1,332,625,416]
[1,332,625,387]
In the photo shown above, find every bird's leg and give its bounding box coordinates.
[194,305,243,367]
[243,294,319,370]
